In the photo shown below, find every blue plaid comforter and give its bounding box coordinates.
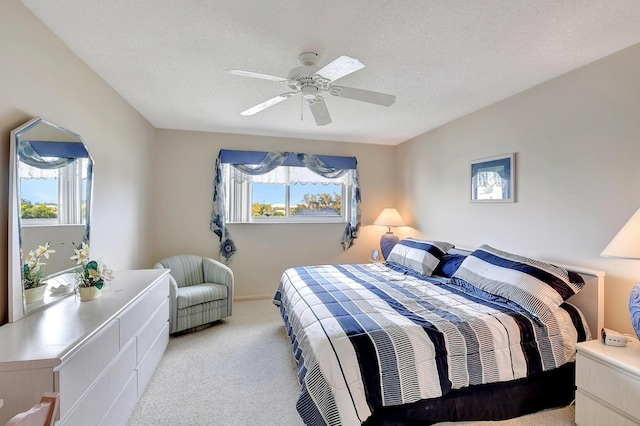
[273,263,588,426]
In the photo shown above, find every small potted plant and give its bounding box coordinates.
[70,242,114,301]
[23,242,56,304]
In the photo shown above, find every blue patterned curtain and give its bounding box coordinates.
[211,150,361,262]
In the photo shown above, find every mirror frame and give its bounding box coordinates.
[8,117,94,322]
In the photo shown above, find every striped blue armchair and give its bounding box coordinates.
[154,254,234,334]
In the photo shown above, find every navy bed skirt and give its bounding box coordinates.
[363,361,575,426]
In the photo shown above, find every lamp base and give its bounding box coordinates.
[380,231,399,260]
[630,283,640,340]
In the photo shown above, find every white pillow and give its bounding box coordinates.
[386,238,454,276]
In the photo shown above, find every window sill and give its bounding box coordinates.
[227,220,347,225]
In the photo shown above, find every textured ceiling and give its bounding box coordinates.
[21,0,640,145]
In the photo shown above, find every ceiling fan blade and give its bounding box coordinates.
[316,56,364,82]
[240,93,296,116]
[307,96,332,126]
[328,86,396,106]
[225,69,288,82]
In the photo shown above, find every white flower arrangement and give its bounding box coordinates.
[70,242,114,289]
[23,242,56,290]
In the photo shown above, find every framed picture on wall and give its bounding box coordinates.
[470,153,515,202]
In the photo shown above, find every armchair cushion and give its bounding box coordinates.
[176,283,228,309]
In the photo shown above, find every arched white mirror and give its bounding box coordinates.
[8,118,94,322]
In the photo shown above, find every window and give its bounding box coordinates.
[223,164,352,223]
[211,150,361,261]
[20,158,89,225]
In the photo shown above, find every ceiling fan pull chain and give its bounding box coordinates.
[300,94,304,121]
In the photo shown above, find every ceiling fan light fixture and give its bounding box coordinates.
[301,85,318,99]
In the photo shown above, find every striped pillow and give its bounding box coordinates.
[452,245,585,323]
[386,238,454,276]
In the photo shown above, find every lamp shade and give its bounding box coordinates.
[373,208,405,228]
[601,209,640,260]
[373,208,405,260]
[601,208,640,341]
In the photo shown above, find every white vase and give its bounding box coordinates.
[24,285,47,304]
[78,286,102,301]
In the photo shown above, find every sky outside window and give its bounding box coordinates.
[21,178,58,204]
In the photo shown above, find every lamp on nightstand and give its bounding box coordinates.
[373,208,405,260]
[601,208,640,340]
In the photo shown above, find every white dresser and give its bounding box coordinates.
[0,269,170,426]
[575,338,640,425]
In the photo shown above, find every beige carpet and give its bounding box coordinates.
[128,299,575,425]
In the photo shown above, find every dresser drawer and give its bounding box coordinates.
[137,298,169,363]
[147,274,169,305]
[576,389,638,426]
[137,321,169,397]
[99,370,138,426]
[118,276,169,348]
[56,319,120,418]
[59,336,136,426]
[577,351,640,420]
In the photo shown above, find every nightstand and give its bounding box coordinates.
[575,338,640,425]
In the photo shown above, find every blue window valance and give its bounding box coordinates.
[27,141,90,159]
[219,149,357,170]
[211,149,361,262]
[18,140,90,170]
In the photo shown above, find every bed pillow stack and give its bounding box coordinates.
[386,238,454,276]
[452,244,585,323]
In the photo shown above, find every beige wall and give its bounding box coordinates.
[0,0,156,323]
[396,43,640,335]
[151,130,398,299]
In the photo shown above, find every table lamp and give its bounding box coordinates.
[373,208,405,260]
[601,208,640,340]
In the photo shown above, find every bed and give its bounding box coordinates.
[273,240,604,426]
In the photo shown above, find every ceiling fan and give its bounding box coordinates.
[225,52,396,126]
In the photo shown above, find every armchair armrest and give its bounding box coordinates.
[203,257,234,316]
